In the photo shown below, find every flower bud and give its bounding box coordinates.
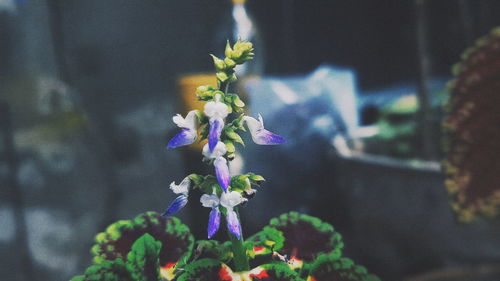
[225,41,233,58]
[216,72,229,82]
[224,57,236,69]
[196,85,214,100]
[211,54,226,71]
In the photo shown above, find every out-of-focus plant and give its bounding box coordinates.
[443,27,500,222]
[71,40,380,281]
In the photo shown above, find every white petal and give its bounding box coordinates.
[172,110,199,130]
[204,94,229,120]
[184,110,199,130]
[220,191,243,208]
[203,141,227,159]
[200,194,220,208]
[258,113,264,126]
[243,115,264,134]
[170,176,190,194]
[172,114,186,127]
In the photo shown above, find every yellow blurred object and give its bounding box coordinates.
[232,0,246,4]
[177,73,218,150]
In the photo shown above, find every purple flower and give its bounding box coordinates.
[200,193,221,239]
[162,177,190,217]
[214,157,230,192]
[225,209,241,239]
[162,195,188,217]
[204,94,229,152]
[243,114,285,145]
[167,110,199,149]
[207,208,221,239]
[220,191,244,239]
[208,118,223,152]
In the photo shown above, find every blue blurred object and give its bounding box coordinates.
[240,65,359,231]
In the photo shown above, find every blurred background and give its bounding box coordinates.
[2,0,500,280]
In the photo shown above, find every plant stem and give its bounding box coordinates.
[228,209,249,272]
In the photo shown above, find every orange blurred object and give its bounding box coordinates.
[177,73,218,150]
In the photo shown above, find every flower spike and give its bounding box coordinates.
[167,110,199,149]
[243,114,285,145]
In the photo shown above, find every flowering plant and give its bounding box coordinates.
[71,41,380,281]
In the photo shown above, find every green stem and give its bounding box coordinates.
[228,209,249,272]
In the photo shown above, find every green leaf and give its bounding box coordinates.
[176,259,224,281]
[308,255,380,281]
[267,212,344,266]
[126,233,162,281]
[245,226,285,257]
[82,259,132,281]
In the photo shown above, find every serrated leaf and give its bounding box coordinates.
[82,259,132,281]
[126,233,162,281]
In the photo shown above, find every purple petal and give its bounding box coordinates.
[253,129,286,145]
[208,119,223,152]
[226,209,241,239]
[207,208,221,239]
[167,128,196,149]
[162,195,188,217]
[214,157,230,192]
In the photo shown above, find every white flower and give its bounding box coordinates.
[173,110,198,131]
[243,114,285,145]
[203,141,227,159]
[220,191,243,209]
[167,110,199,149]
[200,193,220,208]
[169,176,190,195]
[204,94,229,120]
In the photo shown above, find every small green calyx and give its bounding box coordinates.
[226,40,254,64]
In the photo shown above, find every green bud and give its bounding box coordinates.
[249,174,266,182]
[216,72,229,82]
[210,54,226,71]
[196,85,215,100]
[225,128,244,145]
[188,173,204,186]
[224,57,236,68]
[229,74,237,82]
[225,40,233,58]
[224,140,236,153]
[229,40,254,64]
[232,95,245,107]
